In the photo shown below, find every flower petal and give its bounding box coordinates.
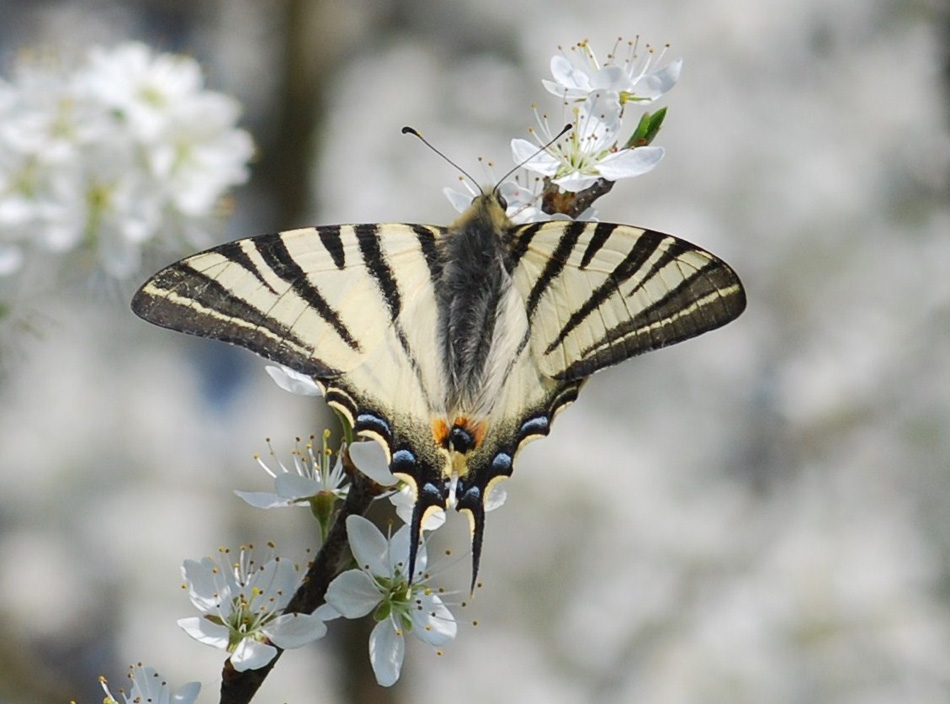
[177,616,230,648]
[172,681,202,704]
[348,441,397,486]
[230,638,278,672]
[181,558,219,611]
[411,594,458,646]
[265,365,322,396]
[233,490,287,509]
[548,54,592,92]
[265,612,328,648]
[274,472,321,499]
[637,58,682,101]
[443,186,475,214]
[387,524,425,576]
[314,603,342,621]
[325,569,382,618]
[511,138,559,176]
[596,146,664,180]
[369,619,405,687]
[346,515,390,574]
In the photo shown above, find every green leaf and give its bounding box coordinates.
[625,107,667,148]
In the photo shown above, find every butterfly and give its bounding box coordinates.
[131,184,746,587]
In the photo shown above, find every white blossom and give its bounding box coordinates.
[543,37,681,106]
[0,42,253,280]
[512,92,664,192]
[236,432,347,511]
[178,544,326,672]
[321,515,457,686]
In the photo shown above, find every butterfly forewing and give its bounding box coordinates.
[132,223,442,379]
[508,221,746,381]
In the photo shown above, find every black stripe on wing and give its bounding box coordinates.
[412,225,444,281]
[525,220,586,318]
[558,260,745,379]
[543,227,667,352]
[505,221,545,269]
[579,222,615,269]
[355,224,402,322]
[318,226,346,269]
[131,249,339,378]
[254,234,361,352]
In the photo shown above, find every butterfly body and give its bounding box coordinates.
[132,190,745,585]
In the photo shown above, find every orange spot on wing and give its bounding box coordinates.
[432,418,449,447]
[452,416,488,448]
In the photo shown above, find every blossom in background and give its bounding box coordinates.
[97,664,200,704]
[0,41,253,280]
[178,544,326,672]
[320,515,457,686]
[543,37,681,106]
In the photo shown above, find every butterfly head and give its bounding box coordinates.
[452,188,511,235]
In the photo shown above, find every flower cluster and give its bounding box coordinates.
[444,38,679,224]
[178,544,326,672]
[0,42,252,281]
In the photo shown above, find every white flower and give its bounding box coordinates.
[543,37,682,107]
[321,515,457,686]
[512,92,664,192]
[98,664,200,704]
[178,544,326,671]
[236,432,348,511]
[0,42,253,281]
[265,364,323,396]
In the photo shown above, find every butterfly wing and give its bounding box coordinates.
[452,219,745,583]
[132,224,453,576]
[507,220,747,381]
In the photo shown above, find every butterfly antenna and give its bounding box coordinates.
[402,126,480,189]
[495,123,572,189]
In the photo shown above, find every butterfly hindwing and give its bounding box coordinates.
[506,220,747,381]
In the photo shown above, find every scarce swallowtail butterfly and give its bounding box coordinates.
[131,149,746,587]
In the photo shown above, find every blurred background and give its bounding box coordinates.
[0,0,948,702]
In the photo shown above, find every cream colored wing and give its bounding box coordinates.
[506,220,746,381]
